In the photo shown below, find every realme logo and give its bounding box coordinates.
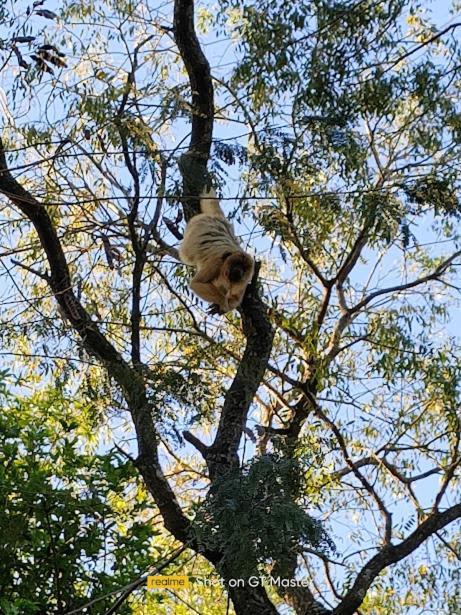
[147,575,190,589]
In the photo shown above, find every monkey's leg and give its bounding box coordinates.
[190,281,229,312]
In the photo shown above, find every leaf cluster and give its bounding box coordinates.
[192,454,333,578]
[404,176,461,218]
[0,384,158,614]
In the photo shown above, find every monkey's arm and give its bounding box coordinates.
[193,256,223,283]
[189,257,231,313]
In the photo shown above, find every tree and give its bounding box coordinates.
[0,0,460,613]
[0,382,172,615]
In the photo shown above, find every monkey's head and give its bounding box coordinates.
[223,252,254,283]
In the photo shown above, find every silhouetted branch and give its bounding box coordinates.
[0,137,191,545]
[333,504,461,615]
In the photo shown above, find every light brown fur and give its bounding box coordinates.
[179,189,255,313]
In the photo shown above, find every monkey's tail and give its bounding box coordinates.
[200,188,225,218]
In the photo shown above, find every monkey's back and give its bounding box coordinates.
[179,213,242,266]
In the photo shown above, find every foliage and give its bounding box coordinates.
[0,382,162,614]
[193,454,333,577]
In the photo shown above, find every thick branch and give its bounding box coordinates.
[272,556,330,615]
[173,4,276,611]
[183,430,209,457]
[174,0,214,219]
[206,267,274,479]
[172,0,275,478]
[333,504,461,615]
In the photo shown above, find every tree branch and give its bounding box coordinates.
[350,249,461,315]
[333,504,461,615]
[10,258,50,281]
[172,4,276,611]
[333,455,442,485]
[334,222,371,287]
[173,0,214,220]
[172,0,275,480]
[183,430,209,457]
[384,22,461,72]
[313,401,393,544]
[324,250,461,362]
[206,265,274,478]
[0,137,191,546]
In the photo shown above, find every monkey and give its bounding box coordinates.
[179,188,255,314]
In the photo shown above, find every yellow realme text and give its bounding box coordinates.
[147,575,190,589]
